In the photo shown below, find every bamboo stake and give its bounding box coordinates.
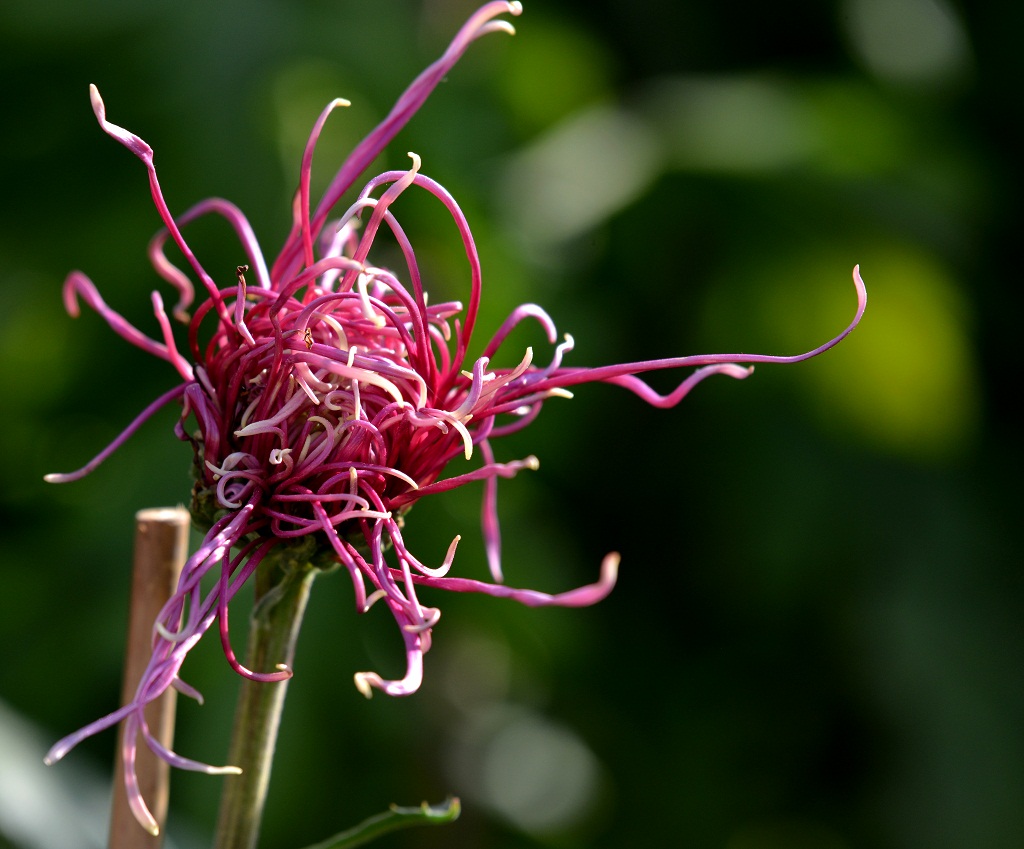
[108,507,191,849]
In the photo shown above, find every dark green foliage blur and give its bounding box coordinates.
[1,0,1021,847]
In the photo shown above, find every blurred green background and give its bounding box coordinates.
[1,0,1021,847]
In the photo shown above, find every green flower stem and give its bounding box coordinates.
[213,554,319,849]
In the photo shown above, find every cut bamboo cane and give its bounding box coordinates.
[108,507,191,849]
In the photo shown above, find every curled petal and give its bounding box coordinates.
[607,363,753,408]
[316,2,520,223]
[406,551,620,609]
[44,384,187,483]
[89,85,225,309]
[151,290,195,381]
[90,84,152,161]
[44,703,136,766]
[62,271,174,362]
[354,628,425,698]
[300,98,351,269]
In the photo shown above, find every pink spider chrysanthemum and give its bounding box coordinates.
[44,0,865,834]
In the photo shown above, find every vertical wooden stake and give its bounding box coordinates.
[109,507,191,849]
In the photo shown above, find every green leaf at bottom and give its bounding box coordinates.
[297,797,461,849]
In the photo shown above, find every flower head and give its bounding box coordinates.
[44,0,865,834]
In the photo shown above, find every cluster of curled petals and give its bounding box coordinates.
[44,0,865,835]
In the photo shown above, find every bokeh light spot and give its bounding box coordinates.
[841,0,972,87]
